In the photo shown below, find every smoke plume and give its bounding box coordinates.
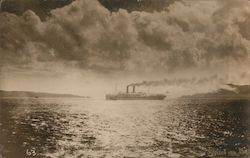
[128,75,223,87]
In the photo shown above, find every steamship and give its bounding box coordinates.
[106,85,166,100]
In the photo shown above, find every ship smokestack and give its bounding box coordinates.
[126,85,129,93]
[133,85,135,93]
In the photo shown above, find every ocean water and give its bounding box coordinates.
[0,98,249,158]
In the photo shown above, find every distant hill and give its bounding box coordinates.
[182,84,250,99]
[0,90,88,98]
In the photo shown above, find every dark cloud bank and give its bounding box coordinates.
[0,0,74,18]
[0,0,177,19]
[0,0,249,85]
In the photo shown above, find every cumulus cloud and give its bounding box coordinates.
[0,0,249,84]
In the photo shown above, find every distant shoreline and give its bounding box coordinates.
[180,97,250,100]
[0,90,89,98]
[181,84,250,100]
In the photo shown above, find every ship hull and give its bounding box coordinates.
[106,94,166,100]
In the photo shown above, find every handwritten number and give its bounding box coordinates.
[26,149,37,156]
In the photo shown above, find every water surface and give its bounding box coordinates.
[0,98,249,158]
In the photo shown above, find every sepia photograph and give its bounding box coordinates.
[0,0,249,157]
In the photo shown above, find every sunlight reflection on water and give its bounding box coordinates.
[0,98,249,158]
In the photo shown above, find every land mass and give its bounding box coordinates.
[0,90,88,98]
[182,84,250,99]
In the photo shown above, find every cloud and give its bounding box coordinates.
[0,0,176,18]
[0,0,249,84]
[99,0,178,12]
[0,0,75,19]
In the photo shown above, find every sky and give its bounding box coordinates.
[0,0,249,98]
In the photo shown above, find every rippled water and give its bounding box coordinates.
[0,98,249,158]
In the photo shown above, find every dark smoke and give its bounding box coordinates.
[128,75,222,87]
